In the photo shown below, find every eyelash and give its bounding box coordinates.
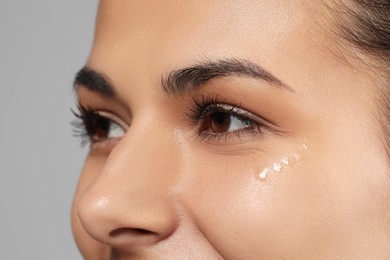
[72,95,266,147]
[71,105,119,147]
[187,94,264,142]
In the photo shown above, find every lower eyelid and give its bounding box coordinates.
[198,129,264,145]
[89,137,122,153]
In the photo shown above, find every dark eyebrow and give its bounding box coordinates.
[74,59,292,97]
[161,58,293,95]
[73,67,115,97]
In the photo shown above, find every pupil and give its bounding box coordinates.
[210,112,230,133]
[93,117,110,138]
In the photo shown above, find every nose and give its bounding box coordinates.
[77,127,179,250]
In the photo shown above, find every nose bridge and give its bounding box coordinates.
[77,119,181,248]
[110,119,180,184]
[105,122,181,199]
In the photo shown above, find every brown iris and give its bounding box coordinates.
[206,112,232,133]
[85,114,111,140]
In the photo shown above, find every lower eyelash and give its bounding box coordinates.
[197,127,258,143]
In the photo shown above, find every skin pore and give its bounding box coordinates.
[71,0,390,259]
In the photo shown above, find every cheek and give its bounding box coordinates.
[177,137,388,258]
[178,145,310,259]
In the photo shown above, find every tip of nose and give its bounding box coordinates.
[108,227,161,248]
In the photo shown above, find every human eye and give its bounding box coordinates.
[187,94,270,142]
[71,105,126,147]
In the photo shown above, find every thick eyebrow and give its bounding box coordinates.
[74,59,292,97]
[161,58,293,95]
[73,67,115,97]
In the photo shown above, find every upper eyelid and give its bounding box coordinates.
[207,104,253,116]
[76,103,130,131]
[200,102,271,126]
[217,103,279,128]
[95,110,129,131]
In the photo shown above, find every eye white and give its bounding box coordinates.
[107,121,126,138]
[226,116,251,132]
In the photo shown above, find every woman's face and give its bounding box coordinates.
[72,0,390,259]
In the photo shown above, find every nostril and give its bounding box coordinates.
[108,227,160,246]
[108,227,159,246]
[109,227,156,237]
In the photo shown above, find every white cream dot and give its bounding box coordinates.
[281,157,289,166]
[272,162,282,172]
[259,167,270,180]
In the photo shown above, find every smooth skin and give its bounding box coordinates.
[72,0,390,259]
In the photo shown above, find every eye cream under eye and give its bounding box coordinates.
[258,142,309,181]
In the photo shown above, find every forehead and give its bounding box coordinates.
[88,0,362,107]
[95,0,309,38]
[90,0,326,72]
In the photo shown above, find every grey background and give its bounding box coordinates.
[0,1,99,259]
